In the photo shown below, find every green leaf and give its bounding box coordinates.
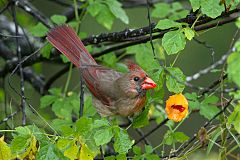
[50,15,67,25]
[41,43,53,59]
[93,118,110,128]
[133,146,141,155]
[76,117,93,135]
[163,130,174,145]
[200,0,224,18]
[52,99,72,119]
[0,136,12,160]
[166,67,186,93]
[162,30,186,55]
[200,95,220,120]
[64,144,79,159]
[56,138,71,150]
[83,96,97,117]
[40,95,58,108]
[15,126,31,135]
[30,22,48,37]
[88,1,102,16]
[190,0,201,11]
[37,144,67,160]
[174,132,189,143]
[80,143,96,160]
[145,145,153,154]
[114,128,133,154]
[183,27,195,40]
[207,128,221,154]
[145,154,160,160]
[116,154,127,160]
[185,92,200,110]
[155,19,181,30]
[49,88,62,96]
[96,4,115,30]
[132,108,149,128]
[133,43,160,71]
[105,0,129,24]
[60,54,70,63]
[227,52,240,87]
[228,104,240,133]
[94,128,114,146]
[10,135,31,153]
[101,52,117,67]
[151,3,171,18]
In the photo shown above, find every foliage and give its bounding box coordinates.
[1,0,240,160]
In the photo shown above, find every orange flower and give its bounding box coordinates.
[165,93,188,122]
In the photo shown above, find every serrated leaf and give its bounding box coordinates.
[163,130,174,145]
[228,104,240,133]
[52,99,72,119]
[114,128,133,154]
[133,108,149,128]
[133,146,141,155]
[134,43,160,71]
[64,144,79,160]
[105,0,129,24]
[30,22,48,37]
[166,67,186,93]
[200,96,220,120]
[200,0,224,18]
[155,19,181,30]
[11,135,31,153]
[96,4,115,30]
[15,126,31,135]
[83,96,97,117]
[49,87,62,96]
[174,132,189,142]
[56,138,71,150]
[88,1,102,16]
[151,3,171,18]
[101,52,117,67]
[50,15,67,25]
[227,52,240,87]
[116,154,127,160]
[40,95,58,108]
[93,118,110,128]
[183,27,195,40]
[36,144,67,160]
[80,143,96,160]
[60,54,70,63]
[162,30,186,55]
[0,136,12,160]
[94,128,113,146]
[76,117,93,135]
[145,145,153,154]
[190,0,201,11]
[41,43,53,59]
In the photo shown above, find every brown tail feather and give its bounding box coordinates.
[47,25,96,67]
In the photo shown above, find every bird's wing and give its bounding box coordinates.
[82,65,123,106]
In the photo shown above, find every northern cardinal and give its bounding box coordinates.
[47,25,157,117]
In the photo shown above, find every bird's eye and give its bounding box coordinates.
[134,76,140,81]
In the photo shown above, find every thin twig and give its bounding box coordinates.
[11,2,26,126]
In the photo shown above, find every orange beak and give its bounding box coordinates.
[141,77,157,90]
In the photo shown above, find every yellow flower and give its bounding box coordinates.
[165,93,188,122]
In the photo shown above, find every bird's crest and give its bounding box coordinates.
[127,62,142,72]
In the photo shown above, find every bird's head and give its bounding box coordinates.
[125,62,157,96]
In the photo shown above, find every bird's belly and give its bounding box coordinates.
[93,96,147,117]
[114,96,147,116]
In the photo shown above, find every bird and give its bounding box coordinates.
[47,25,157,117]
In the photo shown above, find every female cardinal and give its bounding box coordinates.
[47,25,157,117]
